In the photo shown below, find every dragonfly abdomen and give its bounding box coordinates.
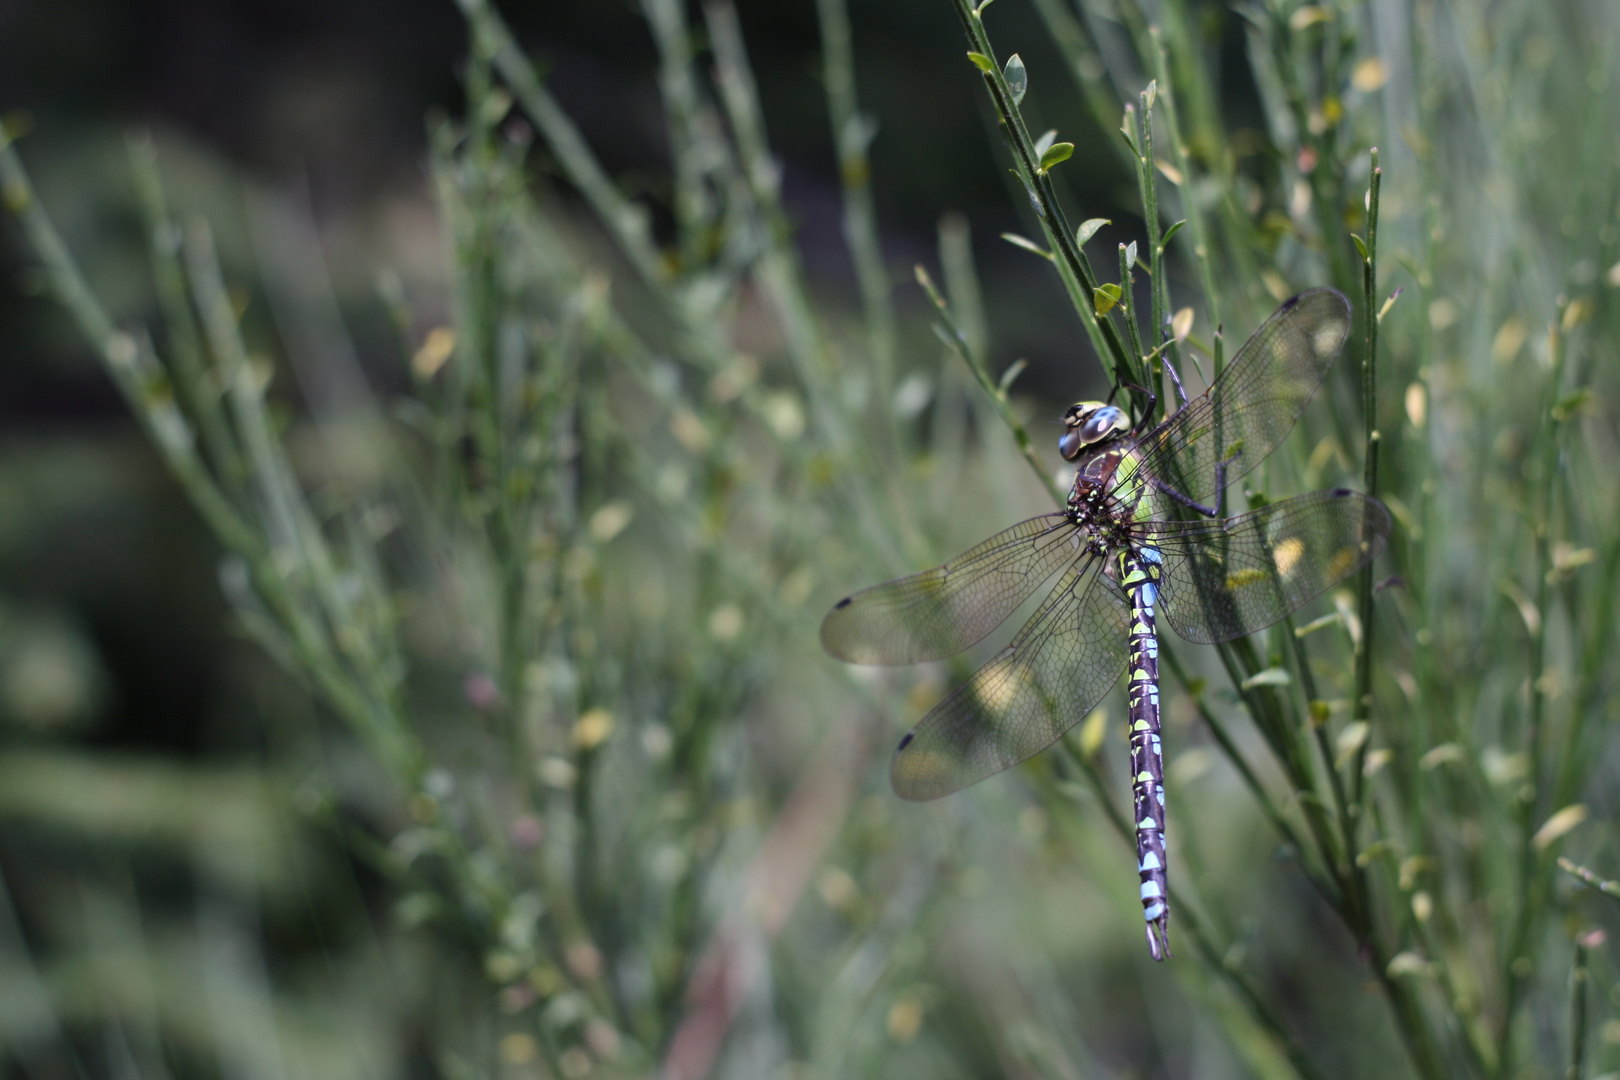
[1117,546,1171,961]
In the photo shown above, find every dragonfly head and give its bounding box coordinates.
[1059,402,1131,461]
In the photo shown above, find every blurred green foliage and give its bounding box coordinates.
[3,0,1620,1077]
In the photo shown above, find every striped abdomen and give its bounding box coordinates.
[1117,546,1170,960]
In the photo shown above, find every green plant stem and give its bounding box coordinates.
[1133,90,1168,416]
[1568,939,1588,1080]
[0,131,423,783]
[183,224,407,731]
[1161,646,1340,906]
[641,0,716,272]
[126,132,246,489]
[1554,494,1620,807]
[1338,151,1394,1060]
[816,0,898,390]
[1145,27,1223,348]
[1283,615,1355,883]
[1056,748,1330,1080]
[457,0,665,292]
[915,266,1062,506]
[1117,242,1145,375]
[1497,306,1570,1077]
[1258,8,1354,303]
[1211,637,1345,911]
[705,3,843,435]
[459,69,535,739]
[1556,859,1620,904]
[1349,151,1381,813]
[945,0,1138,395]
[468,0,909,582]
[1367,940,1451,1079]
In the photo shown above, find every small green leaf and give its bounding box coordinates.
[997,358,1028,394]
[1076,218,1110,247]
[1124,240,1138,270]
[1160,219,1186,248]
[1142,79,1157,111]
[1078,707,1106,758]
[1032,129,1057,159]
[1350,232,1369,260]
[1294,612,1341,639]
[1038,141,1074,172]
[1093,282,1123,315]
[1418,743,1466,770]
[966,51,994,73]
[1552,387,1593,421]
[1170,306,1194,343]
[1004,54,1027,106]
[1532,804,1588,850]
[913,264,946,310]
[1119,106,1138,152]
[1241,667,1292,690]
[1000,232,1053,260]
[1377,286,1403,323]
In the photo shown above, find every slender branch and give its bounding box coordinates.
[1133,88,1167,421]
[944,0,1138,393]
[1569,937,1590,1080]
[1350,150,1381,808]
[1557,858,1620,905]
[1498,303,1573,1076]
[1162,646,1341,907]
[817,0,898,388]
[1053,747,1331,1080]
[1145,27,1223,348]
[915,266,1062,506]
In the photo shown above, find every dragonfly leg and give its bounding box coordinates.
[1119,381,1158,430]
[1153,451,1241,518]
[1161,352,1190,407]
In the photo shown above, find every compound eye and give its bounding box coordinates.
[1058,428,1084,461]
[1081,406,1125,443]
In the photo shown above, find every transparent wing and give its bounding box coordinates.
[1150,488,1391,645]
[821,514,1082,665]
[891,557,1129,800]
[1137,288,1352,506]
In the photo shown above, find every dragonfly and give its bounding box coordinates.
[821,288,1391,960]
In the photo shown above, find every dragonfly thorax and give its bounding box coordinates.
[1062,394,1150,528]
[1066,458,1142,553]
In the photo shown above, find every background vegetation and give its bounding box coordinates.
[2,0,1618,1077]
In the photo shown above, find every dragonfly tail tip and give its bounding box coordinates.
[1146,921,1172,962]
